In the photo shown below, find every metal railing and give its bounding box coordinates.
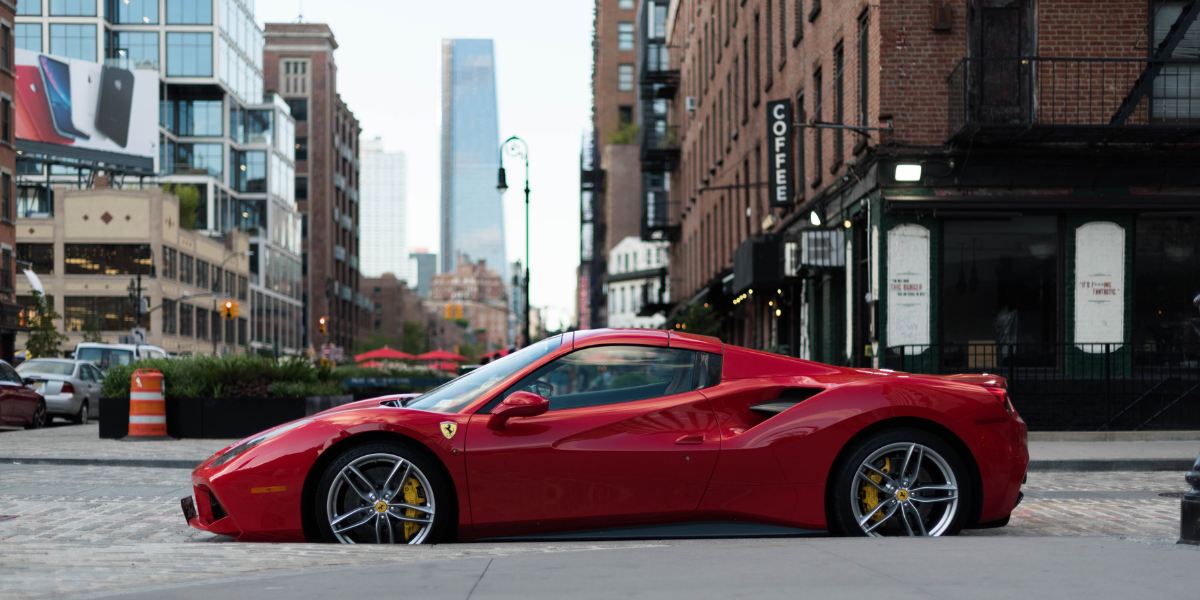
[886,342,1200,431]
[947,57,1200,141]
[642,123,680,151]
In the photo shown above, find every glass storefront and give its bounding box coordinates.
[1134,215,1200,348]
[941,216,1059,346]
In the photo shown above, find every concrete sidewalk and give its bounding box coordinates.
[1,422,1197,471]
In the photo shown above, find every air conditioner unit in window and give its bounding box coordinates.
[685,96,697,112]
[801,230,846,268]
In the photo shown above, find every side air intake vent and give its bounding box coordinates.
[750,388,824,416]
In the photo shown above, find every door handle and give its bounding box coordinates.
[675,434,704,445]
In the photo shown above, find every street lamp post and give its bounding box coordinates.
[498,136,531,348]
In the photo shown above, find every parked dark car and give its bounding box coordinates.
[0,359,48,429]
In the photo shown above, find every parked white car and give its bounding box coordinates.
[73,343,171,372]
[15,359,105,423]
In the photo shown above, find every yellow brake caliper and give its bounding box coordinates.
[861,457,891,523]
[401,477,427,541]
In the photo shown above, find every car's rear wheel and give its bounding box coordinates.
[314,441,450,544]
[25,401,47,429]
[72,401,89,425]
[829,428,970,537]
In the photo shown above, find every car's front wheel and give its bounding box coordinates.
[828,428,971,537]
[314,441,450,544]
[25,401,47,430]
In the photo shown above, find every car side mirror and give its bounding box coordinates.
[21,377,34,386]
[487,391,549,431]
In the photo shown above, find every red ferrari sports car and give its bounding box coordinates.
[183,329,1027,543]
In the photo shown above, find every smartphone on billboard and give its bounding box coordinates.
[38,55,90,140]
[95,66,134,147]
[15,65,75,145]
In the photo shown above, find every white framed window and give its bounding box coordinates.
[618,23,635,50]
[618,64,634,91]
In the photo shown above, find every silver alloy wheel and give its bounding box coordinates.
[79,404,88,424]
[31,402,46,428]
[849,442,959,537]
[325,453,436,544]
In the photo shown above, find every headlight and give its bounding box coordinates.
[211,419,312,467]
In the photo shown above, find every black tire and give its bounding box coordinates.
[25,401,47,430]
[828,427,971,537]
[314,441,452,544]
[72,401,89,425]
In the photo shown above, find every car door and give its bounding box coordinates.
[464,344,721,538]
[86,364,104,398]
[0,363,36,423]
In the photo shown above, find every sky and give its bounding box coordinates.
[256,0,594,332]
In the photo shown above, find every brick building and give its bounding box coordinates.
[263,23,368,355]
[645,0,1200,430]
[427,255,509,352]
[0,2,19,361]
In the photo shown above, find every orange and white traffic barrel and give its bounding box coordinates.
[127,368,167,439]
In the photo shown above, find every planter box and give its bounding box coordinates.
[99,395,357,440]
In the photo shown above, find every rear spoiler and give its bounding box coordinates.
[935,373,1007,389]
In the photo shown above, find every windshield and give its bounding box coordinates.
[16,360,76,376]
[75,347,134,370]
[403,335,565,414]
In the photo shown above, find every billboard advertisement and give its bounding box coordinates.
[15,49,159,160]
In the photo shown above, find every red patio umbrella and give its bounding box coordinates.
[417,349,468,362]
[358,360,383,368]
[355,346,416,363]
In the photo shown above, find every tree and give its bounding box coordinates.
[354,331,403,355]
[81,317,103,343]
[24,291,69,358]
[401,320,428,355]
[162,183,201,230]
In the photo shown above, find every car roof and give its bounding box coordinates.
[23,358,79,363]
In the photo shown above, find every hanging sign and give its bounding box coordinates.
[766,99,794,207]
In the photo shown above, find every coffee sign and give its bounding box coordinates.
[766,99,794,207]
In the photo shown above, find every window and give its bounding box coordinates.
[617,22,637,53]
[765,0,773,88]
[171,143,222,177]
[166,0,212,24]
[179,303,194,337]
[109,31,158,70]
[17,0,41,15]
[833,43,844,168]
[859,13,870,131]
[195,260,209,291]
[64,297,145,332]
[238,275,248,301]
[211,266,222,292]
[50,0,96,16]
[49,24,96,61]
[17,244,53,274]
[166,32,212,77]
[618,105,633,124]
[179,253,193,285]
[753,12,761,104]
[211,310,222,342]
[236,151,266,192]
[283,60,309,95]
[617,64,634,91]
[295,137,307,161]
[619,0,635,7]
[742,37,750,121]
[110,0,158,24]
[161,298,176,334]
[501,346,699,411]
[812,70,823,186]
[795,90,807,193]
[295,176,308,200]
[238,317,247,346]
[1134,216,1200,347]
[16,24,41,52]
[196,307,209,340]
[285,98,307,121]
[165,99,221,136]
[794,0,804,45]
[1,173,10,220]
[1,25,10,71]
[163,247,177,279]
[65,245,154,275]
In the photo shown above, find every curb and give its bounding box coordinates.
[1027,459,1196,472]
[1,457,201,469]
[3,456,1193,472]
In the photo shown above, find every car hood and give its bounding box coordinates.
[310,394,423,418]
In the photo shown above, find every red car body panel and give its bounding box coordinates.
[187,330,1028,542]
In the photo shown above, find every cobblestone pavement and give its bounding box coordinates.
[0,423,234,464]
[0,462,1193,599]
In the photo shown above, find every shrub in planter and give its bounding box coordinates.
[268,381,346,398]
[101,355,338,400]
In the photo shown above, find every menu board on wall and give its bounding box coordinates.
[887,224,931,349]
[1074,221,1125,350]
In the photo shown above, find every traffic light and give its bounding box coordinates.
[318,316,328,335]
[455,304,463,320]
[221,300,239,320]
[444,305,453,320]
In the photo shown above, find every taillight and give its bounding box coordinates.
[985,387,1013,414]
[60,382,75,394]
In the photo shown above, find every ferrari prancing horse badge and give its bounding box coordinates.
[440,422,457,440]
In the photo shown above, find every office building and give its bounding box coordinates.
[15,0,304,356]
[263,23,369,354]
[16,187,251,354]
[359,136,409,281]
[427,255,508,351]
[409,249,436,299]
[440,39,505,282]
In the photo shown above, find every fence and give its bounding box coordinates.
[885,343,1200,431]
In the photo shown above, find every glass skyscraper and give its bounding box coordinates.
[440,39,506,281]
[360,137,411,281]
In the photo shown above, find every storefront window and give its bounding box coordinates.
[1134,216,1200,348]
[941,216,1059,347]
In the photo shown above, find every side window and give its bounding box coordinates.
[502,346,698,411]
[3,364,22,384]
